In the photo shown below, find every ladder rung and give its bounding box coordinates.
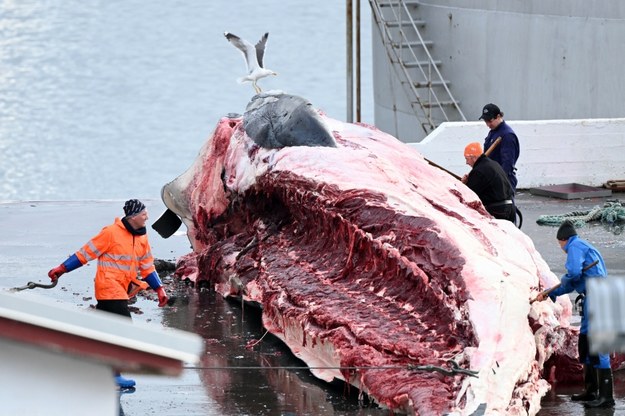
[392,40,433,48]
[378,0,421,7]
[400,79,449,88]
[385,20,426,28]
[407,80,450,88]
[403,60,441,68]
[418,101,460,108]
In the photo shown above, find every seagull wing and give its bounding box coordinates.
[224,32,259,73]
[255,33,269,69]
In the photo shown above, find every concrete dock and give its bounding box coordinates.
[1,193,623,415]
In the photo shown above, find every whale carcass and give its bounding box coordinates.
[159,92,579,415]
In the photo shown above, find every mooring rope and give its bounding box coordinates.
[536,200,625,227]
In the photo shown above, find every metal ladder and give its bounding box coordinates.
[369,0,466,134]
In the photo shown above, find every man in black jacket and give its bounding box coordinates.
[462,142,515,222]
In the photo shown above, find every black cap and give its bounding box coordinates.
[557,220,577,241]
[479,103,502,121]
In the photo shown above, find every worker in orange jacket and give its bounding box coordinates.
[48,199,168,389]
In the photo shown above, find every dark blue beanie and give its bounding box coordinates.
[123,199,146,217]
[557,220,577,241]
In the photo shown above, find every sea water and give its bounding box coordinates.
[0,0,374,201]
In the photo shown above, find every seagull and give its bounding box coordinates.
[224,32,277,94]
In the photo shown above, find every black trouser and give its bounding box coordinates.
[96,299,132,319]
[578,334,601,367]
[486,203,515,223]
[97,299,132,383]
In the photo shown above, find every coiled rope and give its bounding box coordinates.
[536,200,625,227]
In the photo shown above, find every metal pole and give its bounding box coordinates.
[346,0,354,122]
[355,0,361,122]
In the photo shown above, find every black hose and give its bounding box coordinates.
[515,206,523,229]
[12,279,58,292]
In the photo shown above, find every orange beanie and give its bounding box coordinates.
[464,142,483,157]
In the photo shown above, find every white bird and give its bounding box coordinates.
[224,32,277,94]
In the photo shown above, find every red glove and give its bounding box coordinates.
[156,287,169,307]
[48,264,67,281]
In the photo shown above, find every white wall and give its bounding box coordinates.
[1,339,118,416]
[410,118,625,189]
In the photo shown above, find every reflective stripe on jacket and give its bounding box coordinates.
[74,217,156,300]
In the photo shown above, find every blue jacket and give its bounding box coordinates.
[549,235,607,334]
[484,121,520,191]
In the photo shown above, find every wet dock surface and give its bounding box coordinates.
[1,193,624,415]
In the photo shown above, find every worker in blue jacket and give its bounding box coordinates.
[536,221,614,408]
[479,103,520,192]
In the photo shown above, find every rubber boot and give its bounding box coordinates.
[584,368,615,408]
[115,373,136,389]
[571,365,598,401]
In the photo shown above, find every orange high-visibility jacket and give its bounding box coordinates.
[74,217,156,300]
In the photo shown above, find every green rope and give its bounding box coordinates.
[536,200,625,227]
